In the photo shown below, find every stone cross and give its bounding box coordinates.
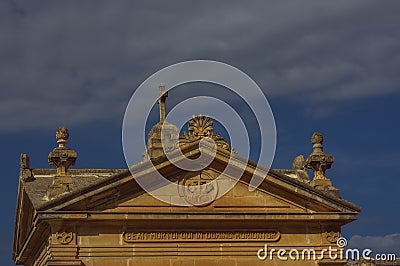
[158,83,168,123]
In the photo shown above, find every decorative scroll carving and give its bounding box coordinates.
[55,231,73,245]
[123,230,280,243]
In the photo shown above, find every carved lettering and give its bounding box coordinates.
[123,230,280,242]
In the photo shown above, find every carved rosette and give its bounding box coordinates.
[54,231,74,245]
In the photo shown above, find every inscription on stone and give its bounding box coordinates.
[123,230,280,242]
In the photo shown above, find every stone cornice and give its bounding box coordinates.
[36,211,359,223]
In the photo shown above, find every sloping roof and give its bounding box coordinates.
[23,169,126,209]
[22,140,360,213]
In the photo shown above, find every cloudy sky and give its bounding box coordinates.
[1,1,400,264]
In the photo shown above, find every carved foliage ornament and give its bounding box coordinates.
[188,115,214,138]
[56,126,69,147]
[180,115,230,151]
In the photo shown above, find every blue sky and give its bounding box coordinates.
[1,1,400,264]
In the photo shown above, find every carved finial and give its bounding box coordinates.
[305,132,339,197]
[306,132,333,180]
[47,127,77,199]
[311,132,323,144]
[311,132,324,154]
[56,126,69,148]
[49,126,77,177]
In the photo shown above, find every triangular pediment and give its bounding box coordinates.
[107,177,306,213]
[38,142,360,217]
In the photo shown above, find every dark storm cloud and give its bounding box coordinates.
[0,0,399,131]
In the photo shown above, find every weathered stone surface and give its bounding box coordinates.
[13,143,360,265]
[46,126,78,199]
[305,132,340,197]
[13,90,360,266]
[20,153,34,182]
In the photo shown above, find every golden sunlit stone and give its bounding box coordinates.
[13,88,360,266]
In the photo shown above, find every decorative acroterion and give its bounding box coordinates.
[47,126,77,199]
[305,132,339,196]
[179,115,230,151]
[305,132,333,180]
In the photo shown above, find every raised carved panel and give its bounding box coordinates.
[123,230,280,243]
[177,171,218,206]
[54,231,73,245]
[324,231,341,243]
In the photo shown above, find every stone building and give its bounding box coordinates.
[13,86,360,265]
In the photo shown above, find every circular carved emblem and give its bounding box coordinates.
[325,231,341,243]
[178,171,218,206]
[55,231,73,245]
